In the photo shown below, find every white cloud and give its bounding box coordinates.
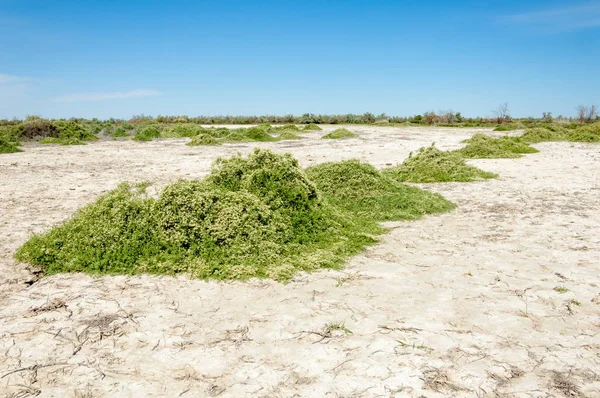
[55,89,163,103]
[0,73,28,84]
[502,2,600,30]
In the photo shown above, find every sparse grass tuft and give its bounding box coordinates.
[322,128,358,139]
[554,286,569,294]
[383,144,497,183]
[16,149,454,282]
[458,134,539,158]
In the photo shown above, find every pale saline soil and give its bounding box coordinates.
[1,126,599,397]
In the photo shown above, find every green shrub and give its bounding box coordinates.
[14,118,58,139]
[567,123,600,142]
[520,127,567,143]
[383,145,497,183]
[276,129,302,140]
[161,124,205,138]
[306,160,454,220]
[493,123,523,131]
[322,128,358,139]
[273,124,301,132]
[133,126,161,141]
[458,134,538,158]
[303,123,322,131]
[16,149,454,282]
[242,126,277,142]
[112,127,129,138]
[52,121,96,141]
[187,134,221,146]
[0,135,22,153]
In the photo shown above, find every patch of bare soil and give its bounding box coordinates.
[1,126,599,397]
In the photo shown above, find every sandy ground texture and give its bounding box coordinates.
[0,125,599,397]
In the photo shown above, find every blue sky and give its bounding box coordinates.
[1,0,599,119]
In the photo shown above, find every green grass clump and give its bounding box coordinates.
[16,149,453,282]
[187,134,221,146]
[520,127,567,143]
[133,126,161,141]
[383,145,497,183]
[305,160,454,221]
[567,123,600,142]
[303,123,322,131]
[458,134,539,158]
[322,128,358,139]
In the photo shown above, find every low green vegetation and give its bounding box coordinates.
[322,128,358,139]
[458,134,539,158]
[0,127,22,154]
[520,127,568,143]
[383,145,497,183]
[493,123,524,131]
[566,122,600,142]
[16,149,454,281]
[303,123,322,131]
[187,134,221,146]
[111,127,129,138]
[305,159,454,220]
[276,129,302,140]
[133,126,162,141]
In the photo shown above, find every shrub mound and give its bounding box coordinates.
[276,130,302,140]
[112,127,129,138]
[458,134,538,158]
[303,123,322,131]
[133,126,162,141]
[187,134,221,146]
[0,127,22,154]
[493,123,524,131]
[0,136,22,154]
[383,145,497,183]
[161,124,205,138]
[567,123,600,142]
[16,149,454,281]
[322,128,358,139]
[520,127,567,143]
[306,160,454,220]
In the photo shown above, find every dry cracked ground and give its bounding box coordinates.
[1,126,599,397]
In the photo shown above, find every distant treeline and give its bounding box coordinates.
[1,109,598,127]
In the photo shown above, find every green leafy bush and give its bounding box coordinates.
[458,134,538,158]
[16,149,454,281]
[493,123,524,131]
[322,128,358,139]
[383,145,497,183]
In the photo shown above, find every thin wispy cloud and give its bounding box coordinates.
[55,89,163,103]
[0,73,28,84]
[501,2,600,31]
